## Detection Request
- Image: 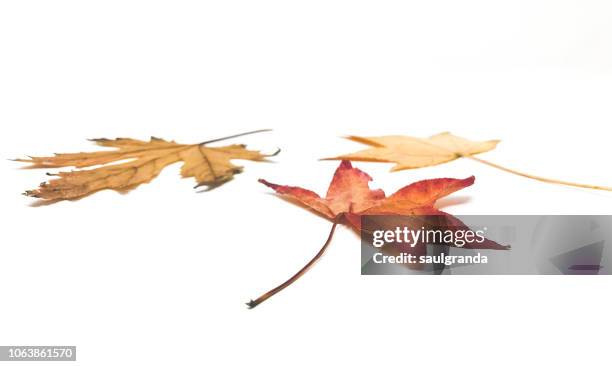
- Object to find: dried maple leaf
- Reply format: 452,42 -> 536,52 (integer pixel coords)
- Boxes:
325,132 -> 612,191
250,160 -> 507,308
326,132 -> 499,171
16,129 -> 278,203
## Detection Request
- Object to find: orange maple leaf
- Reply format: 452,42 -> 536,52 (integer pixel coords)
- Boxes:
250,160 -> 507,308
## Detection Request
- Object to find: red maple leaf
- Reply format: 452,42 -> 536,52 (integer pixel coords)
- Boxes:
249,160 -> 507,308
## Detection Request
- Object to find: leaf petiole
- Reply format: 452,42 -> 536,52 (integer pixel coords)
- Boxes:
247,217 -> 340,309
198,129 -> 272,145
465,155 -> 612,191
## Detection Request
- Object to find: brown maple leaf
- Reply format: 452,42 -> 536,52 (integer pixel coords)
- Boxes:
16,129 -> 278,203
249,160 -> 507,308
325,132 -> 612,191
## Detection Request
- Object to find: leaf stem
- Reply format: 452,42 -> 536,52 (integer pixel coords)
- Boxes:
199,129 -> 272,145
247,219 -> 340,309
466,156 -> 612,191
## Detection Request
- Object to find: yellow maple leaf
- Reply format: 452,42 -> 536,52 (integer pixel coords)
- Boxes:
16,130 -> 278,202
327,132 -> 499,171
326,132 -> 611,191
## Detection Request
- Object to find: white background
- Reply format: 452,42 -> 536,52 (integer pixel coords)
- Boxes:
1,1 -> 612,366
